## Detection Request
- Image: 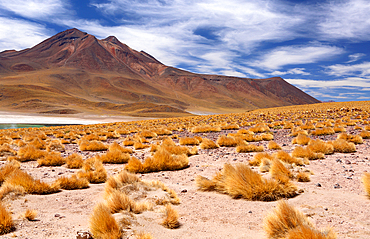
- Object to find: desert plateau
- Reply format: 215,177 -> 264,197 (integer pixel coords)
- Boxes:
0,101 -> 368,238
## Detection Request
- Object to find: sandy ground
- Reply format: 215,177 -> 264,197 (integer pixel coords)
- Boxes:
0,126 -> 369,239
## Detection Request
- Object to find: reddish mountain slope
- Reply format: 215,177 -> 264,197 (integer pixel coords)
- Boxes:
0,28 -> 320,117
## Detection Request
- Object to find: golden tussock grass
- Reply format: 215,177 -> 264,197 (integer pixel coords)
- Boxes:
273,151 -> 304,166
0,144 -> 16,158
162,204 -> 180,229
328,139 -> 356,153
292,146 -> 325,160
65,153 -> 84,169
237,129 -> 255,135
216,135 -> 238,147
0,161 -> 20,184
89,203 -> 122,239
54,175 -> 89,190
161,144 -> 196,156
179,137 -> 200,145
296,172 -> 311,182
0,203 -> 15,235
196,163 -> 298,201
259,158 -> 272,173
135,232 -> 154,239
333,126 -> 346,133
310,127 -> 335,136
292,134 -> 311,145
30,138 -> 46,150
81,133 -> 107,142
221,124 -> 240,130
79,140 -> 108,151
104,189 -> 134,213
190,125 -> 221,133
109,142 -> 133,154
236,144 -> 264,153
249,152 -> 274,166
264,200 -> 336,239
267,141 -> 281,150
123,140 -> 135,146
139,130 -> 157,138
12,139 -> 26,147
261,133 -> 274,141
249,123 -> 270,133
307,139 -> 334,155
153,128 -> 173,136
270,159 -> 293,183
22,209 -> 37,221
362,173 -> 370,198
3,169 -> 60,195
78,157 -> 107,184
100,150 -> 130,164
105,170 -> 141,190
365,125 -> 370,131
360,130 -> 370,139
16,145 -> 45,162
337,133 -> 363,144
134,142 -> 150,150
46,140 -> 65,152
126,148 -> 189,173
37,151 -> 66,166
199,138 -> 219,149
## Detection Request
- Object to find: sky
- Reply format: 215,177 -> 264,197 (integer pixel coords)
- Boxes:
0,0 -> 370,102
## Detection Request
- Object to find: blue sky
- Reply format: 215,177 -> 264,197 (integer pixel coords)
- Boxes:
1,0 -> 370,102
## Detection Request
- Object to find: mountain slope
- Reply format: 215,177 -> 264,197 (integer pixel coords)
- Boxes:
0,28 -> 320,117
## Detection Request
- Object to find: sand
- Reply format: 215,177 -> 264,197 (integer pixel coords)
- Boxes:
0,126 -> 369,238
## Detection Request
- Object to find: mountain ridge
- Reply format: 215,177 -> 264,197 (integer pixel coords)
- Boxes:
0,28 -> 320,117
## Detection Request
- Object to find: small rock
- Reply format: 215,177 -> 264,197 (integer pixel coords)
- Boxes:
248,211 -> 252,213
315,183 -> 322,187
345,160 -> 351,164
336,159 -> 342,163
334,183 -> 341,189
181,189 -> 187,193
233,158 -> 237,161
55,214 -> 60,217
76,230 -> 93,239
58,172 -> 64,175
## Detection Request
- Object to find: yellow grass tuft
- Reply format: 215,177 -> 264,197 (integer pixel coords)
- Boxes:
197,163 -> 298,201
292,146 -> 325,160
109,142 -> 133,154
200,138 -> 219,149
100,150 -> 130,164
292,134 -> 311,145
236,144 -> 264,153
296,172 -> 311,182
307,139 -> 334,155
249,123 -> 270,133
221,124 -> 240,130
337,133 -> 363,144
360,130 -> 370,139
105,189 -> 134,213
0,161 -> 20,184
249,152 -> 274,166
37,151 -> 66,166
273,151 -> 304,166
134,142 -> 150,150
0,203 -> 15,235
139,130 -> 157,138
54,175 -> 89,190
216,135 -> 238,147
65,153 -> 84,169
270,159 -> 293,184
79,140 -> 108,151
46,140 -> 65,152
261,133 -> 274,141
264,200 -> 336,239
136,232 -> 154,239
89,203 -> 122,239
191,125 -> 221,133
162,204 -> 180,229
259,158 -> 272,173
78,157 -> 107,184
328,139 -> 356,153
267,141 -> 282,150
362,173 -> 370,198
16,145 -> 45,162
179,137 -> 200,145
310,127 -> 335,136
22,209 -> 37,221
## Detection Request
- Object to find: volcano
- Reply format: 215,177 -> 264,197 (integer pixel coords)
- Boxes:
0,28 -> 320,117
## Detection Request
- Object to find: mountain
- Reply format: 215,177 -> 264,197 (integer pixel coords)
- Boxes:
0,28 -> 320,117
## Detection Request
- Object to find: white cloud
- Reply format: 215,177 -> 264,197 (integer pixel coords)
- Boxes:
285,77 -> 370,88
252,44 -> 344,70
0,17 -> 51,51
0,0 -> 70,20
326,62 -> 370,76
347,53 -> 365,63
319,0 -> 370,40
269,68 -> 310,76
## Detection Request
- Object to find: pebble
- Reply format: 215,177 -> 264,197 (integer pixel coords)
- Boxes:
334,183 -> 341,189
316,183 -> 322,187
181,189 -> 188,193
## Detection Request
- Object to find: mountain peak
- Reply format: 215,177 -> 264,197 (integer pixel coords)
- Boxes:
104,36 -> 119,43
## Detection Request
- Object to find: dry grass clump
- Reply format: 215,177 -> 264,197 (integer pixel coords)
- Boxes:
337,133 -> 363,144
261,133 -> 274,141
136,232 -> 154,239
249,123 -> 270,133
89,203 -> 122,239
292,134 -> 311,145
292,146 -> 325,160
104,189 -> 135,213
37,152 -> 66,166
162,204 -> 180,229
65,153 -> 84,169
310,127 -> 335,136
134,142 -> 150,150
79,140 -> 108,151
296,172 -> 311,182
0,144 -> 16,158
307,139 -> 334,155
249,152 -> 274,166
0,161 -> 20,184
273,151 -> 304,166
264,200 -> 336,239
100,150 -> 130,164
199,138 -> 219,149
55,175 -> 89,190
191,125 -> 221,133
179,137 -> 200,145
236,144 -> 264,153
16,145 -> 45,162
270,159 -> 293,183
125,148 -> 189,173
216,135 -> 238,147
362,173 -> 370,198
0,203 -> 15,235
139,130 -> 157,138
30,138 -> 46,150
22,209 -> 37,221
334,126 -> 346,133
77,157 -> 107,184
221,124 -> 240,130
109,142 -> 133,154
123,139 -> 135,146
81,133 -> 107,142
267,141 -> 282,150
46,140 -> 65,152
360,130 -> 370,139
290,128 -> 308,137
328,139 -> 356,153
237,129 -> 255,135
196,163 -> 298,201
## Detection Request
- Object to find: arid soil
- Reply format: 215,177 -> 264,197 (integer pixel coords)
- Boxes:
0,126 -> 370,239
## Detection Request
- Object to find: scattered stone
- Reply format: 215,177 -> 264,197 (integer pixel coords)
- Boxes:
181,189 -> 187,193
345,160 -> 351,164
336,159 -> 342,163
248,211 -> 252,213
334,183 -> 341,189
55,214 -> 61,217
316,183 -> 322,187
76,230 -> 93,239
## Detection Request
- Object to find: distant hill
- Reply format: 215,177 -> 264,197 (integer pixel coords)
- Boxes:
0,28 -> 320,117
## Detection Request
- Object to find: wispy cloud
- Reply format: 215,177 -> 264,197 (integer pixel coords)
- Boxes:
251,44 -> 344,70
347,53 -> 365,63
269,68 -> 310,76
326,62 -> 370,76
0,0 -> 70,20
286,77 -> 370,88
